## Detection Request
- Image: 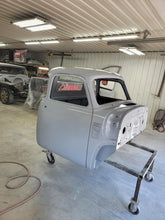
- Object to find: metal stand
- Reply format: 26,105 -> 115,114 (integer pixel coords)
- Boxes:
104,142 -> 157,215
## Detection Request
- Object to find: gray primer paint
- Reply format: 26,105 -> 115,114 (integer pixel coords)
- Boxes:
37,67 -> 148,169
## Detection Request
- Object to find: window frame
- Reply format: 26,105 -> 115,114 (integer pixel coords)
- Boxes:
0,66 -> 27,75
50,74 -> 90,107
94,78 -> 131,105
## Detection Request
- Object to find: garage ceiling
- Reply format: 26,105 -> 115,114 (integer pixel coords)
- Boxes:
0,0 -> 165,52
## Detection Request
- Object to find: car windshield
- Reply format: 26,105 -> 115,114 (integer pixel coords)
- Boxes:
93,78 -> 130,105
0,66 -> 27,75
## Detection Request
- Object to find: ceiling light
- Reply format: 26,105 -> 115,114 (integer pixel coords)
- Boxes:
25,42 -> 40,45
128,47 -> 145,55
119,48 -> 134,55
102,34 -> 139,41
13,17 -> 46,28
26,24 -> 56,32
73,37 -> 100,42
40,40 -> 59,44
119,47 -> 145,55
0,42 -> 6,47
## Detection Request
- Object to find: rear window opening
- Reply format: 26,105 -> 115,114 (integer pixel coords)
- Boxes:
93,78 -> 131,105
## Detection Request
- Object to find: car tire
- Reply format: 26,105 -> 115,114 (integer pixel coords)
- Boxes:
0,87 -> 14,104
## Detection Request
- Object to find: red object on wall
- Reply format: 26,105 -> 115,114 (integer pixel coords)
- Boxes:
14,49 -> 27,63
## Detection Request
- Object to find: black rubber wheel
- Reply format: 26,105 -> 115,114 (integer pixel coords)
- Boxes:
144,173 -> 154,182
128,203 -> 139,215
157,125 -> 164,132
47,153 -> 55,164
0,87 -> 14,104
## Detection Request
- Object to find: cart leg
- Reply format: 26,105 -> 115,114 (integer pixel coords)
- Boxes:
144,161 -> 155,182
128,175 -> 142,215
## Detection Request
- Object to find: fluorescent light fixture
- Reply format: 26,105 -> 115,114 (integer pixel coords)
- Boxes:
26,24 -> 56,32
40,40 -> 59,44
25,41 -> 40,45
25,40 -> 59,45
13,17 -> 45,28
0,42 -> 6,47
38,67 -> 49,70
119,47 -> 145,55
102,34 -> 139,41
119,48 -> 134,55
73,37 -> 100,42
128,47 -> 145,55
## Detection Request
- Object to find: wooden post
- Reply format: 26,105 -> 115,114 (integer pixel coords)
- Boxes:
157,71 -> 165,97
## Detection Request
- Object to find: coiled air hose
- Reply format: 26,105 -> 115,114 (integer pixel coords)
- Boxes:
0,161 -> 41,216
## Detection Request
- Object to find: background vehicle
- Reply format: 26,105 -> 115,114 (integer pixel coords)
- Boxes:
0,63 -> 29,104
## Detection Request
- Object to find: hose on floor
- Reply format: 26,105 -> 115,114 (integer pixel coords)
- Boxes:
0,161 -> 41,216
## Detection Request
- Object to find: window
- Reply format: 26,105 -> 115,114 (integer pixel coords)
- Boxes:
50,75 -> 88,106
0,66 -> 27,75
93,78 -> 130,105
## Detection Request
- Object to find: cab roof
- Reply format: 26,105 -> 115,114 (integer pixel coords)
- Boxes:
50,67 -> 123,81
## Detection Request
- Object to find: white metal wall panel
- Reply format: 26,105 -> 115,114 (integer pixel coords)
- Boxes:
36,52 -> 165,125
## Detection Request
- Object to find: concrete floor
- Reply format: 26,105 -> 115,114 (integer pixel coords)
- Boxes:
0,101 -> 165,220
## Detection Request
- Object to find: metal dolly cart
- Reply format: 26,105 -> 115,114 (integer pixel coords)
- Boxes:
104,141 -> 157,214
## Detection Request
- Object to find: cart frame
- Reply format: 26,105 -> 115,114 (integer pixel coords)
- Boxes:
104,141 -> 157,214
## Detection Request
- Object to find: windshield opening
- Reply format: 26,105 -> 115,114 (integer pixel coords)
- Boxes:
0,66 -> 27,75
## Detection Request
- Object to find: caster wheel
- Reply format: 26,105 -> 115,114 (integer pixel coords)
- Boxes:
128,202 -> 139,215
157,125 -> 164,132
47,153 -> 55,164
144,172 -> 154,182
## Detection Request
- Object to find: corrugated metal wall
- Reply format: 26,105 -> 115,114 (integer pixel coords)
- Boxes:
35,52 -> 165,125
